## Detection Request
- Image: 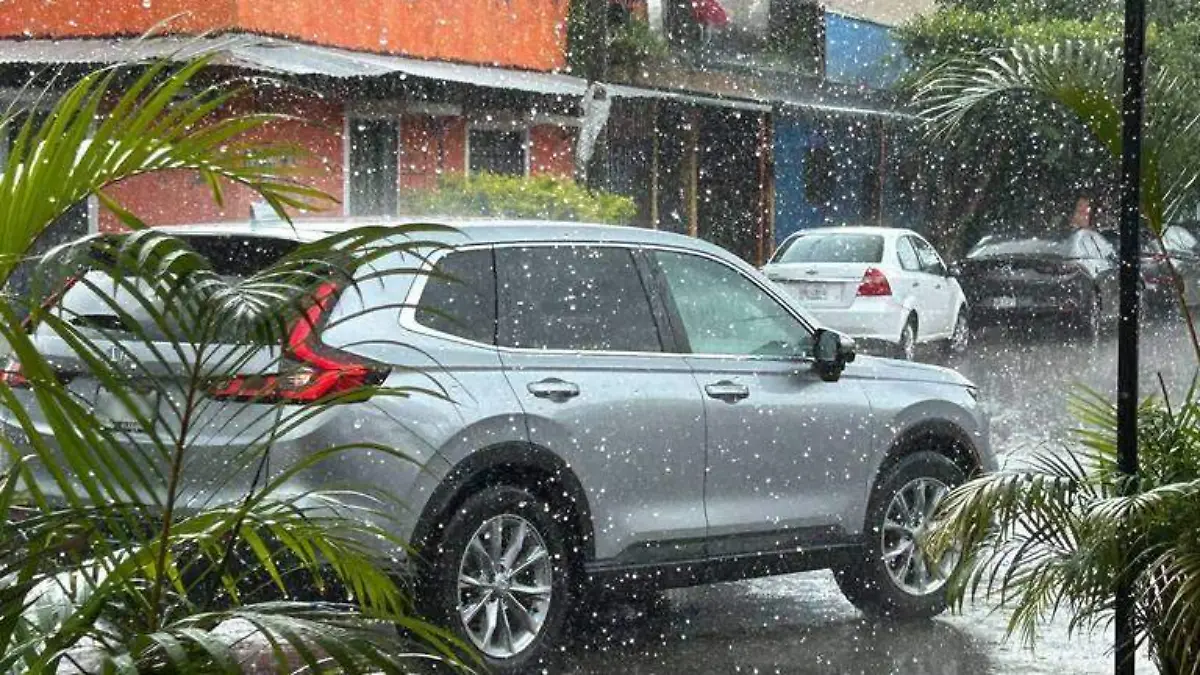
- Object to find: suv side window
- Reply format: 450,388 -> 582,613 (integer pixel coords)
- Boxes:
896,237 -> 921,271
654,250 -> 811,358
912,237 -> 947,276
415,248 -> 497,344
496,246 -> 663,352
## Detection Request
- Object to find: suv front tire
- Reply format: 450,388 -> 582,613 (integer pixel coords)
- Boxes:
835,451 -> 966,619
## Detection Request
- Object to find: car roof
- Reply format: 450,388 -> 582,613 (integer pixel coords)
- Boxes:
153,217 -> 732,256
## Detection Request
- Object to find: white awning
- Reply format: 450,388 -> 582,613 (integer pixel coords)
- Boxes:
602,83 -> 771,112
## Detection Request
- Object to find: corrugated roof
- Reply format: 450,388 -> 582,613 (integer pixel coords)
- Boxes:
0,34 -> 590,97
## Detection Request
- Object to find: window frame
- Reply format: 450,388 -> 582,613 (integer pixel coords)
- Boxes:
645,248 -> 818,362
494,244 -> 668,354
911,236 -> 947,276
411,246 -> 499,345
400,241 -> 692,357
0,98 -> 99,233
466,114 -> 531,178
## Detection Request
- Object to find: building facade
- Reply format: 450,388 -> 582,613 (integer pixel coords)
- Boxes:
0,0 -> 583,234
0,0 -> 934,264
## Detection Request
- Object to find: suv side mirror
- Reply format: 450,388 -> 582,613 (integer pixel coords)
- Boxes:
947,261 -> 962,277
813,328 -> 856,382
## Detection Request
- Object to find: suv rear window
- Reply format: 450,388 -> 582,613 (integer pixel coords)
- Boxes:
496,246 -> 662,352
179,234 -> 300,278
773,233 -> 884,264
47,233 -> 301,342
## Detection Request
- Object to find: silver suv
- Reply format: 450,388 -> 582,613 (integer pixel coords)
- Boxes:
5,220 -> 993,673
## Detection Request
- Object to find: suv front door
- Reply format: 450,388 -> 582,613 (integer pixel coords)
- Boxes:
649,249 -> 874,557
495,244 -> 708,565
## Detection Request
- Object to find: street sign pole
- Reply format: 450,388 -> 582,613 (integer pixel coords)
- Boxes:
1116,0 -> 1146,672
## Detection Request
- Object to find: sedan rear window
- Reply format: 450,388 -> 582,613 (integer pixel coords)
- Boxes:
773,233 -> 884,264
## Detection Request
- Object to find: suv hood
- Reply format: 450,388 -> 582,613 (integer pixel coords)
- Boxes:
844,355 -> 975,389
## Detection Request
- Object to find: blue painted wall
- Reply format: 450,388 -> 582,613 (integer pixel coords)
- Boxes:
774,114 -> 881,247
824,12 -> 908,89
774,118 -> 823,245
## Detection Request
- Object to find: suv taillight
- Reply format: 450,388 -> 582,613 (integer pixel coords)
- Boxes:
856,267 -> 892,297
0,358 -> 28,388
207,282 -> 389,404
1,274 -> 82,390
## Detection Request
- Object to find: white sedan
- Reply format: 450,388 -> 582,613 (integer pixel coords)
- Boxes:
763,226 -> 969,360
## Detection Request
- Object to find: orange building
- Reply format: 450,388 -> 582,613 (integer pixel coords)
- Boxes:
0,0 -> 582,230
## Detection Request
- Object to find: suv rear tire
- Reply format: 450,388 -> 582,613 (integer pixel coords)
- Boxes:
420,485 -> 574,674
835,451 -> 966,619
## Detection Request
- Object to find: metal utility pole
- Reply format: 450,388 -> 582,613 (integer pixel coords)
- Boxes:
1115,0 -> 1146,672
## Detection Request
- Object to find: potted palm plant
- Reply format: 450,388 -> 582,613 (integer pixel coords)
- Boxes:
0,55 -> 468,673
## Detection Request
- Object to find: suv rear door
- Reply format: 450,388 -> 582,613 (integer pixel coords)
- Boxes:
494,244 -> 708,565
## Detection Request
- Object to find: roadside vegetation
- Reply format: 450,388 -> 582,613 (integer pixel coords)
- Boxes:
916,20 -> 1200,674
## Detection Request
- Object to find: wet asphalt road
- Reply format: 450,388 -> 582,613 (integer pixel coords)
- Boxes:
561,319 -> 1196,675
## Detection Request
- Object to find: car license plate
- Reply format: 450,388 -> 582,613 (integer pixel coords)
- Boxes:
95,387 -> 158,432
992,296 -> 1018,309
793,283 -> 829,302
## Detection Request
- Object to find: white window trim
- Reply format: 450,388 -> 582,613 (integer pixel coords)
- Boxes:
347,100 -> 463,118
529,112 -> 582,128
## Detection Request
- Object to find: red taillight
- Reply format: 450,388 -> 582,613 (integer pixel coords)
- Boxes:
856,267 -> 892,297
0,358 -> 28,388
1,275 -> 81,390
207,282 -> 388,404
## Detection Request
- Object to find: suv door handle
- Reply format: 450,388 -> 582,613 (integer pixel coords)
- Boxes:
705,381 -> 749,402
527,378 -> 580,401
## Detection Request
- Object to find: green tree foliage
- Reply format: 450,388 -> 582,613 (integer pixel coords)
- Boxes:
927,382 -> 1200,673
895,0 -> 1200,255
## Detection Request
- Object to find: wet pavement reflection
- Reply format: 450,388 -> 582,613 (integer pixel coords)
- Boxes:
563,318 -> 1192,674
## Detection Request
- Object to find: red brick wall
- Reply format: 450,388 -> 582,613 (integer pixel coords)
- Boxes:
529,124 -> 576,177
237,0 -> 569,71
99,95 -> 344,230
0,0 -> 235,38
399,114 -> 469,190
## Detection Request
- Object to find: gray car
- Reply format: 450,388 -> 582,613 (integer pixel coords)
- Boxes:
3,219 -> 994,674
